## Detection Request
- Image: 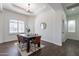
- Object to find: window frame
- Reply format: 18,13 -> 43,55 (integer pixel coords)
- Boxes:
68,20 -> 76,33
18,20 -> 25,33
9,19 -> 25,34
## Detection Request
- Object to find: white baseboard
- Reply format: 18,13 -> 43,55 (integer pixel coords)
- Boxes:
42,39 -> 62,46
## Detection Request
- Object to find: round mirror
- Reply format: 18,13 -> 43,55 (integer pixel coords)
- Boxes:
40,22 -> 47,30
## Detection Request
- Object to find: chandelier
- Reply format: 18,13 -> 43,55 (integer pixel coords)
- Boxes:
27,3 -> 32,13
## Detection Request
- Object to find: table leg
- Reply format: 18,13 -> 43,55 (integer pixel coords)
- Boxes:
27,39 -> 30,52
38,42 -> 40,47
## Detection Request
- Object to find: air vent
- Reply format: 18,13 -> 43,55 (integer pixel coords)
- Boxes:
67,3 -> 79,9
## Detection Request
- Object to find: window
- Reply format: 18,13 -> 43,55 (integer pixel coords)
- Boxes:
9,19 -> 25,34
18,21 -> 24,33
68,20 -> 75,32
9,20 -> 18,33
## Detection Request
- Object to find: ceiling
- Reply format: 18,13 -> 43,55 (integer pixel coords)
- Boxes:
1,3 -> 49,16
62,3 -> 74,8
1,3 -> 79,16
63,3 -> 79,16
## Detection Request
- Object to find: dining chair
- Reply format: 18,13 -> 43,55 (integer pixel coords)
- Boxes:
17,35 -> 27,50
31,36 -> 41,50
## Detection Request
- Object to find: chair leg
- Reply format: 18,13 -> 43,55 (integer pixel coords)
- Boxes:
34,44 -> 37,51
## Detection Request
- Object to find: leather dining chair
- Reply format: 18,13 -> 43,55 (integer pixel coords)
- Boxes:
32,36 -> 41,50
17,35 -> 20,44
17,35 -> 27,50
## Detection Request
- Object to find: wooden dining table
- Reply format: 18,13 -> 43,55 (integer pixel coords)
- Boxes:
19,34 -> 41,52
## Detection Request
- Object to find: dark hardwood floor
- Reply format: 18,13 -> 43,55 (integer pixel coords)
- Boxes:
0,39 -> 79,56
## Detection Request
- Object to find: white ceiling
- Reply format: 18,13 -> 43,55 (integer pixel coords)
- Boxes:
62,3 -> 74,7
1,3 -> 76,16
63,3 -> 79,16
66,6 -> 79,16
1,3 -> 48,16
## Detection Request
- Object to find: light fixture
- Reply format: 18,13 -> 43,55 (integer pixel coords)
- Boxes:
27,3 -> 32,13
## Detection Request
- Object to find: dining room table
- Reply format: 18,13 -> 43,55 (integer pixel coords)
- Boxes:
19,34 -> 41,53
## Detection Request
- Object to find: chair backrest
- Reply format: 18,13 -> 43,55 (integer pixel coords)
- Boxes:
34,36 -> 41,44
20,36 -> 27,43
17,34 -> 21,43
17,34 -> 27,43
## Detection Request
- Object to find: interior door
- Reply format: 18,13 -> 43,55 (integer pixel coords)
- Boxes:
62,20 -> 65,42
67,17 -> 77,40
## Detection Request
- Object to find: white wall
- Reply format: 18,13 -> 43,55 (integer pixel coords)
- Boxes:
0,4 -> 3,43
35,3 -> 66,46
76,16 -> 79,40
0,12 -> 3,43
28,16 -> 36,33
0,9 -> 30,43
